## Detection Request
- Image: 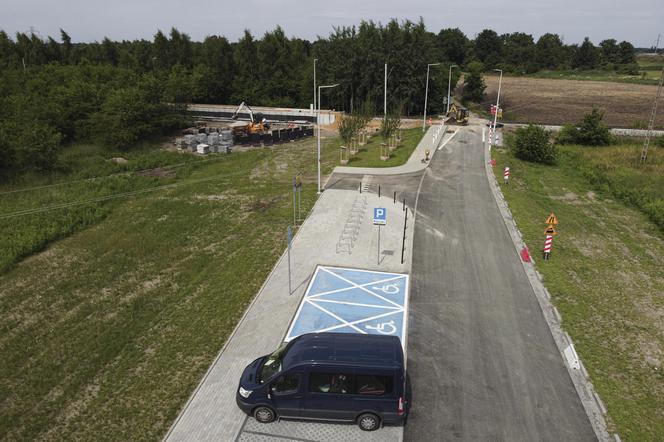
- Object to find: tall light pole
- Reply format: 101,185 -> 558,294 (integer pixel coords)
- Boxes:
317,83 -> 339,194
492,69 -> 503,144
446,64 -> 458,115
313,58 -> 318,114
423,63 -> 441,132
384,63 -> 388,120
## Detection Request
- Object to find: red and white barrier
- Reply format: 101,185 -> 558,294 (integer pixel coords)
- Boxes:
543,235 -> 553,259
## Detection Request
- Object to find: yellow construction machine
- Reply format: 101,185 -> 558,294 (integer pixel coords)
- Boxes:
230,101 -> 271,135
446,103 -> 469,126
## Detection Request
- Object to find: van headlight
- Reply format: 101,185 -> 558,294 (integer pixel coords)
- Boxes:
239,387 -> 252,398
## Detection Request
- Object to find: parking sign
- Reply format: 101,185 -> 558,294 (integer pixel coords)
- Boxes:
373,207 -> 387,225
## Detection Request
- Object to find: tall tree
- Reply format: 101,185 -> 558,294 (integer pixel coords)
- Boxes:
572,37 -> 600,69
474,29 -> 502,68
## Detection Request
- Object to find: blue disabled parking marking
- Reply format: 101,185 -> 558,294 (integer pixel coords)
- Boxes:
285,266 -> 409,349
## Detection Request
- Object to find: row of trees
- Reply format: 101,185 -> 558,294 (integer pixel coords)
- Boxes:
473,30 -> 637,73
0,22 -> 639,111
0,21 -> 639,177
0,65 -> 187,178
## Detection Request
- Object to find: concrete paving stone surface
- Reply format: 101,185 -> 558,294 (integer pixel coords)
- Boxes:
237,417 -> 401,442
164,187 -> 416,442
404,122 -> 596,441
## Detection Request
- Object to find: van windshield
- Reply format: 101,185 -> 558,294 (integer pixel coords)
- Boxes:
258,341 -> 289,384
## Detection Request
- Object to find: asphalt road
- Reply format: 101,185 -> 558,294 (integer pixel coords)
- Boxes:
404,124 -> 596,441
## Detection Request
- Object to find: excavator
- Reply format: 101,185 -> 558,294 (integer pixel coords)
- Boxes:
446,103 -> 469,126
230,101 -> 271,135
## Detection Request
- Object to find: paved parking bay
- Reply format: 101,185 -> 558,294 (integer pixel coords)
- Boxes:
237,416 -> 398,442
285,266 -> 409,349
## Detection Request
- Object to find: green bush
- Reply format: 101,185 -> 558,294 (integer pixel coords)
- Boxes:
462,61 -> 486,103
513,124 -> 557,164
556,107 -> 612,146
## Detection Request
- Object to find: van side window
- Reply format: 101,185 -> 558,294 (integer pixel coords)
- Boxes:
272,373 -> 300,395
308,372 -> 354,394
356,374 -> 393,396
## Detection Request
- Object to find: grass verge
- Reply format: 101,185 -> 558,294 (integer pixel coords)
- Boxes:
341,127 -> 425,168
0,134 -> 340,440
491,147 -> 664,441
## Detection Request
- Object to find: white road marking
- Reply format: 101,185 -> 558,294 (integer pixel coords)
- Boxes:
305,299 -> 367,334
482,127 -> 485,142
310,298 -> 401,310
438,129 -> 460,151
319,267 -> 403,308
312,308 -> 402,334
306,274 -> 404,299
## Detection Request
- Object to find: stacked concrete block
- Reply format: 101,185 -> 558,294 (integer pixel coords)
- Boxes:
207,133 -> 220,153
219,130 -> 233,153
196,133 -> 207,144
196,143 -> 210,155
183,134 -> 196,152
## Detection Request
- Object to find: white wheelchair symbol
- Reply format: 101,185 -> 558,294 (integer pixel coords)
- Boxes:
371,284 -> 399,294
365,320 -> 397,335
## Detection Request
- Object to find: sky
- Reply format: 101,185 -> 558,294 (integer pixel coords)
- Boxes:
0,0 -> 662,47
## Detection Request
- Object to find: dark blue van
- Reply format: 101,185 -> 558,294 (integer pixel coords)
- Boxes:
236,332 -> 407,431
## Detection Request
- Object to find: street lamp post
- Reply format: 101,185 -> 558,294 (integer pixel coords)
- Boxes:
423,62 -> 441,132
317,83 -> 339,194
446,64 -> 458,115
313,58 -> 318,114
492,69 -> 503,145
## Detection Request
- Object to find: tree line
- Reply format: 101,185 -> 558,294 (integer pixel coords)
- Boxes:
0,20 -> 638,177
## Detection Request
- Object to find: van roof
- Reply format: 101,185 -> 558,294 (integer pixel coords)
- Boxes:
282,333 -> 404,370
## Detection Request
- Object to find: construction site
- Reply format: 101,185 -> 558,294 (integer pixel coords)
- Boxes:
174,102 -> 331,154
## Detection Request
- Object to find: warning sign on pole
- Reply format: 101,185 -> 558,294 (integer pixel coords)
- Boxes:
545,213 -> 558,225
543,234 -> 553,260
543,224 -> 557,236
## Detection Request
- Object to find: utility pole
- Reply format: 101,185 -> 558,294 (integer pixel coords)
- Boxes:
423,63 -> 441,132
641,68 -> 664,163
384,63 -> 388,120
313,58 -> 318,114
492,69 -> 503,145
317,83 -> 339,194
447,65 -> 458,115
445,64 -> 459,116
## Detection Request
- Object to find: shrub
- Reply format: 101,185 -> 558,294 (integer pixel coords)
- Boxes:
462,61 -> 486,103
380,113 -> 401,139
575,107 -> 612,145
513,124 -> 557,164
556,107 -> 612,146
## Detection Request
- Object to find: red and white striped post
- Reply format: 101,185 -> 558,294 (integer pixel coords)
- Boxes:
543,235 -> 553,260
503,166 -> 510,185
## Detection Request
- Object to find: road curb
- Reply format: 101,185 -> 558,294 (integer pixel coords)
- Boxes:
482,138 -> 613,442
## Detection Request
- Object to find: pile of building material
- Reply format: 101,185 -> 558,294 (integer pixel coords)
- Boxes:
177,129 -> 232,154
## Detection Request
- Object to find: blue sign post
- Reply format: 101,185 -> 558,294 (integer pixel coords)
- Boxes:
373,208 -> 386,265
373,207 -> 387,225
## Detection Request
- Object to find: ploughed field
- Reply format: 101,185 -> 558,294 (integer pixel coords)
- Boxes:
483,75 -> 664,128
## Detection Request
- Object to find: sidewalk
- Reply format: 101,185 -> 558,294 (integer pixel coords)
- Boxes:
331,125 -> 446,176
164,188 -> 414,442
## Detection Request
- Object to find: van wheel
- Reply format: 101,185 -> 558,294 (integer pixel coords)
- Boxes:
254,406 -> 276,423
357,413 -> 380,431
